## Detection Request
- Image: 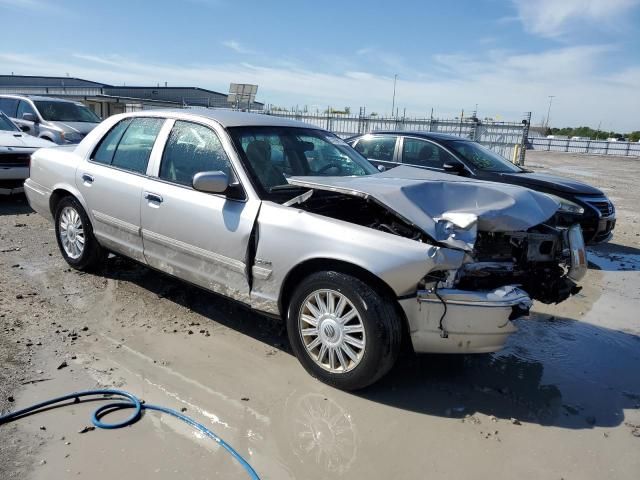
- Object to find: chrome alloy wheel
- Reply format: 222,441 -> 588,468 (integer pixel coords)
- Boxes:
299,289 -> 366,373
59,206 -> 85,259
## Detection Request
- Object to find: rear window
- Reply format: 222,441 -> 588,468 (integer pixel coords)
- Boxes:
92,118 -> 164,174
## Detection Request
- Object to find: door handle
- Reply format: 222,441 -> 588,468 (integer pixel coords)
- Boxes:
144,191 -> 163,203
82,173 -> 94,184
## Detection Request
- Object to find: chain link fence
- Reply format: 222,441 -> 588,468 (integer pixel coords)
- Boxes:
262,109 -> 531,164
528,137 -> 640,157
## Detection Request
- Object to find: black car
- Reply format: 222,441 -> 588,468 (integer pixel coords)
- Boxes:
346,131 -> 615,244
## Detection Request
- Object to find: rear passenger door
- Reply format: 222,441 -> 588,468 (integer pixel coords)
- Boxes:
77,117 -> 166,262
140,120 -> 260,302
352,135 -> 399,169
400,137 -> 459,171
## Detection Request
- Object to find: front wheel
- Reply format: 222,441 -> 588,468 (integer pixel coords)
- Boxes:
54,196 -> 106,271
287,271 -> 402,391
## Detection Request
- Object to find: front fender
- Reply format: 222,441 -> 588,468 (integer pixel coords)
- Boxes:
250,202 -> 465,315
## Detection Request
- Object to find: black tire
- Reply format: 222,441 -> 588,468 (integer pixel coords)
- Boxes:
54,196 -> 106,271
287,271 -> 402,391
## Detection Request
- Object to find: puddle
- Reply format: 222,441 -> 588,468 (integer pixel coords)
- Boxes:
588,247 -> 640,272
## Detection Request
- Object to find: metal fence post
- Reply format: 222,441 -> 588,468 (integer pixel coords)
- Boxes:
519,112 -> 531,165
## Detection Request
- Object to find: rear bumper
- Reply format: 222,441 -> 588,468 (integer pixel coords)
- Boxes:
399,285 -> 532,354
23,179 -> 53,221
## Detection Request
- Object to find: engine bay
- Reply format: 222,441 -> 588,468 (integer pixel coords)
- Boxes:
291,190 -> 580,304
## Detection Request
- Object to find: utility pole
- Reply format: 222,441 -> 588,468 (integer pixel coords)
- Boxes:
545,95 -> 555,130
391,74 -> 398,118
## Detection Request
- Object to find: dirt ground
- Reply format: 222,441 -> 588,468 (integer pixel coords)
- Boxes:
1,150 -> 639,480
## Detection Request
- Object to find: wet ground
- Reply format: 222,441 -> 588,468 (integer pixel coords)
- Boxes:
1,151 -> 639,479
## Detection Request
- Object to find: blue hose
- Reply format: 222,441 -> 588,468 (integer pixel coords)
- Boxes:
0,389 -> 260,479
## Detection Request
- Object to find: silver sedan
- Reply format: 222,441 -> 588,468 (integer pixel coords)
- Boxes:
24,109 -> 587,390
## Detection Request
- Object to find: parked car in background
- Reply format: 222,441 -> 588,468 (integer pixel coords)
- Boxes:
0,112 -> 55,194
347,131 -> 616,244
0,94 -> 101,145
24,110 -> 587,390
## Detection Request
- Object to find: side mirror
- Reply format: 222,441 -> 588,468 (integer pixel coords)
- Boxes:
443,161 -> 465,174
19,125 -> 30,132
192,171 -> 229,194
22,113 -> 37,123
377,164 -> 386,172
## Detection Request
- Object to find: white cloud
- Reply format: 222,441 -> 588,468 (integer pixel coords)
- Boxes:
512,0 -> 640,38
0,47 -> 638,131
222,40 -> 255,55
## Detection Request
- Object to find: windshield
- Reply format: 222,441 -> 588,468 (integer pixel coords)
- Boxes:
0,113 -> 19,132
445,140 -> 523,173
34,101 -> 101,123
228,126 -> 378,197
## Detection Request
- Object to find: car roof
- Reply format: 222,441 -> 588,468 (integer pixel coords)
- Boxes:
0,94 -> 83,103
122,108 -> 315,129
356,131 -> 467,142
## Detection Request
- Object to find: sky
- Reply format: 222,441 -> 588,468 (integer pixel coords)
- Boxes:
1,0 -> 639,131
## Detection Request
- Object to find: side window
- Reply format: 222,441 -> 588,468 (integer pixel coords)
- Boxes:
111,118 -> 164,174
353,136 -> 397,162
16,100 -> 37,119
0,98 -> 19,117
402,138 -> 457,169
92,119 -> 132,165
159,121 -> 232,187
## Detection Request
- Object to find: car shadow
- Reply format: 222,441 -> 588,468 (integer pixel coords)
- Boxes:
0,194 -> 34,216
587,243 -> 640,271
100,255 -> 290,351
98,256 -> 640,431
359,313 -> 640,429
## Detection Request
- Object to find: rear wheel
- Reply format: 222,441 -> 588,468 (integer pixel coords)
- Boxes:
54,196 -> 106,271
287,271 -> 402,391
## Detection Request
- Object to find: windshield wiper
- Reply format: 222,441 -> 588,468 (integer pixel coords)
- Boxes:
269,184 -> 308,192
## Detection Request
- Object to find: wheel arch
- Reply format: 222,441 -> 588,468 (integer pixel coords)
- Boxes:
278,258 -> 409,336
49,185 -> 90,220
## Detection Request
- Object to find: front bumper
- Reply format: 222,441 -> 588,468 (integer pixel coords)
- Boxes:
570,196 -> 616,244
400,224 -> 586,354
400,285 -> 532,354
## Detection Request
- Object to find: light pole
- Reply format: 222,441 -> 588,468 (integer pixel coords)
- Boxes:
391,74 -> 398,118
545,95 -> 555,130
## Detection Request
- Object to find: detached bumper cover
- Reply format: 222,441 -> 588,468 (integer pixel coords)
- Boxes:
400,285 -> 532,354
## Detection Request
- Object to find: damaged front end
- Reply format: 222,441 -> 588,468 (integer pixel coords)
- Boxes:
285,168 -> 588,354
442,222 -> 587,304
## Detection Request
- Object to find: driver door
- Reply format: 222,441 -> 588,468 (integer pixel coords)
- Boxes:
140,119 -> 260,302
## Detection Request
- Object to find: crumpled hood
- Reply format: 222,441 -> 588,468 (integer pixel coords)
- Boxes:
287,165 -> 560,251
0,131 -> 55,148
